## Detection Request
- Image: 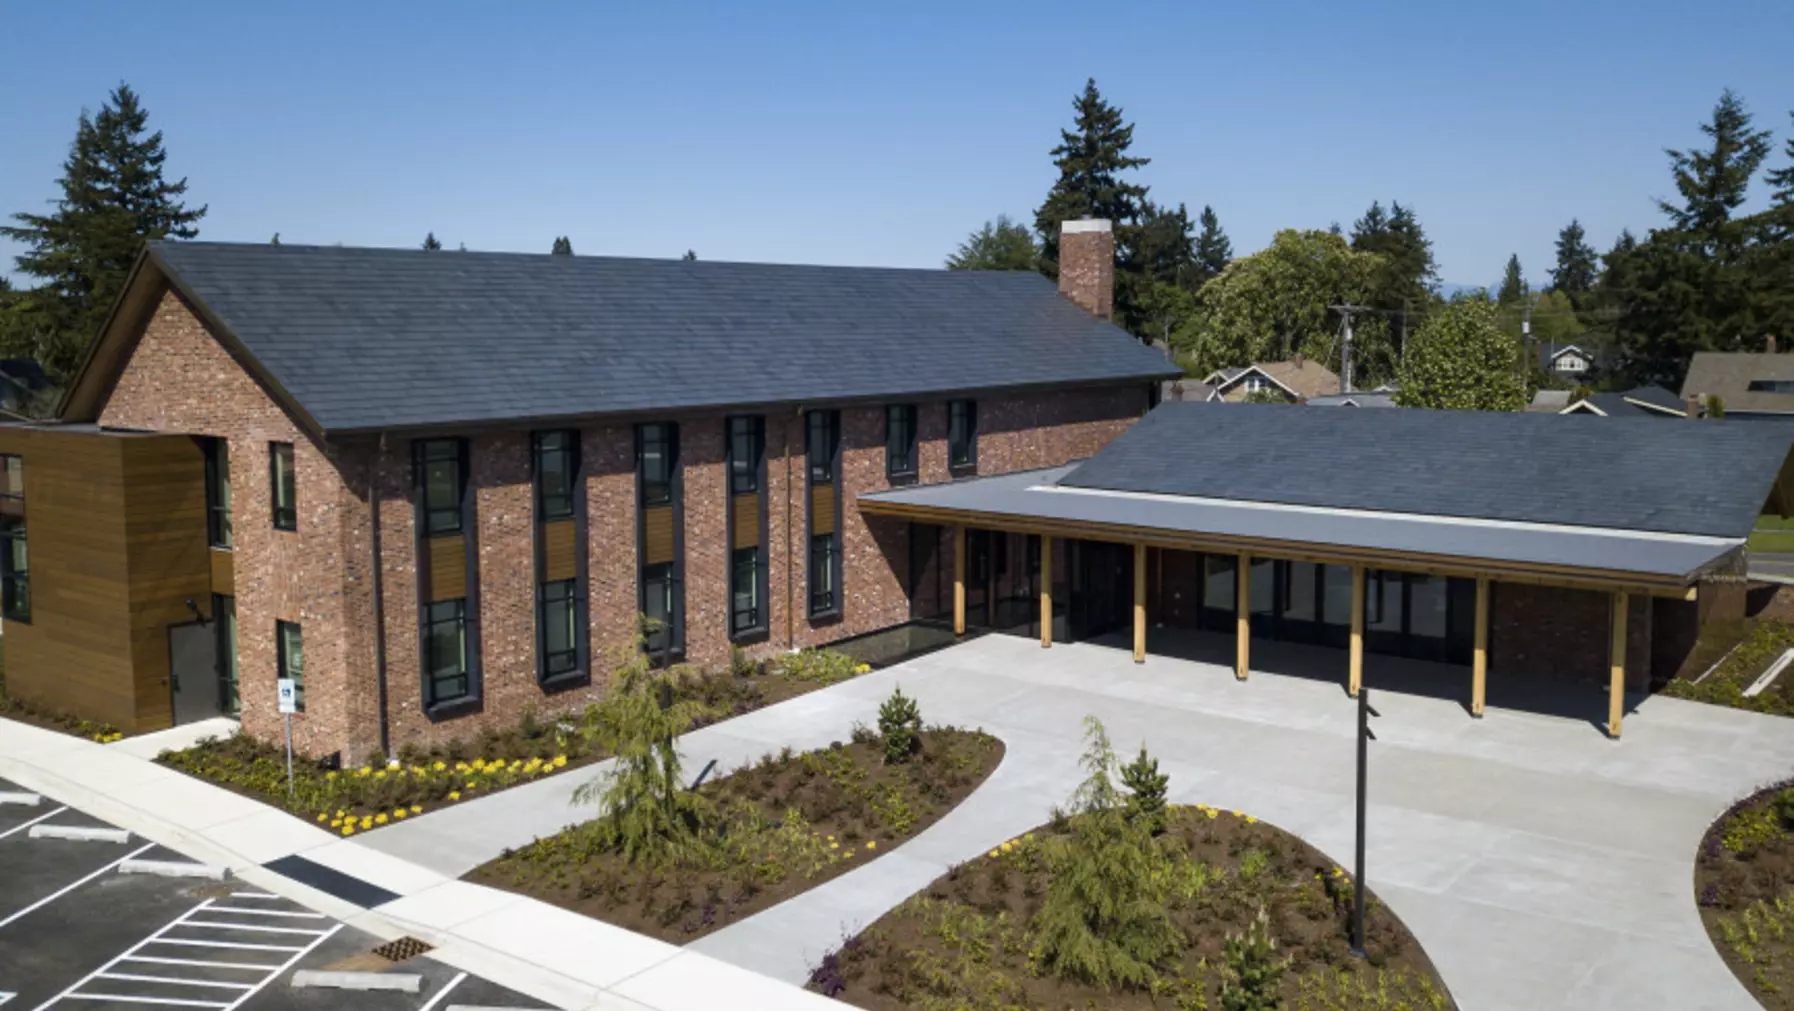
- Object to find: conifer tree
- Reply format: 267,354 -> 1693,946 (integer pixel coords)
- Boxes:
1659,89 -> 1772,248
1497,254 -> 1527,306
0,84 -> 205,376
1194,205 -> 1232,283
1034,79 -> 1152,329
551,236 -> 573,255
1349,202 -> 1389,248
270,232 -> 281,246
945,215 -> 1037,270
682,249 -> 697,261
1549,219 -> 1598,306
421,232 -> 442,251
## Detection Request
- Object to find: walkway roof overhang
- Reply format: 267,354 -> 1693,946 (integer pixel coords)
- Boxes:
859,465 -> 1741,597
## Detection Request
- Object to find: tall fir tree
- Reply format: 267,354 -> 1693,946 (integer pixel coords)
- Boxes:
1349,202 -> 1389,248
1034,79 -> 1151,331
1549,219 -> 1599,307
421,232 -> 442,251
551,236 -> 573,255
1768,112 -> 1794,208
682,249 -> 697,261
1497,254 -> 1527,306
269,232 -> 281,246
1133,201 -> 1197,290
0,84 -> 205,377
1193,205 -> 1232,284
1658,89 -> 1772,248
945,215 -> 1037,271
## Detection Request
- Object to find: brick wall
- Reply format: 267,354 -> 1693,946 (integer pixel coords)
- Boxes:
97,290 -> 1148,760
1488,582 -> 1652,691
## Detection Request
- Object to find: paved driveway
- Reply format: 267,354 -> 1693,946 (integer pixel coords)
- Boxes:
369,630 -> 1794,1011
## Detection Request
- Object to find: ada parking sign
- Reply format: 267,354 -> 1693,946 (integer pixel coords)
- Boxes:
276,678 -> 298,714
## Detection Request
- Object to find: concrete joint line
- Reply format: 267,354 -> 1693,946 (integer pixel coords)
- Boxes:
0,790 -> 41,806
119,858 -> 229,880
30,824 -> 131,844
291,970 -> 423,993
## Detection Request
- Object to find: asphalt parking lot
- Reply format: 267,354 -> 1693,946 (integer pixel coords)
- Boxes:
0,776 -> 555,1011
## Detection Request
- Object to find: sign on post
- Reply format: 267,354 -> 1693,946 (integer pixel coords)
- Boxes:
276,679 -> 297,795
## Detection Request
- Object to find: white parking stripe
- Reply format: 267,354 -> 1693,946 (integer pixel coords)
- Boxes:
116,957 -> 279,972
0,806 -> 69,841
94,974 -> 253,991
416,971 -> 468,1011
63,996 -> 229,1008
176,921 -> 328,936
224,893 -> 276,900
0,841 -> 154,931
143,939 -> 306,953
202,907 -> 325,919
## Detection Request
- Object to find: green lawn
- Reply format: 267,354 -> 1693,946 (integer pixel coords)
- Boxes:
1758,516 -> 1794,531
1752,529 -> 1794,554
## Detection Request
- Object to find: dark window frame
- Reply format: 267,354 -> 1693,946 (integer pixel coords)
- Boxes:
0,455 -> 26,623
537,578 -> 579,680
416,439 -> 467,537
276,619 -> 304,713
202,438 -> 232,549
423,598 -> 470,707
214,594 -> 238,716
885,404 -> 918,479
640,560 -> 682,659
637,422 -> 676,508
948,399 -> 978,471
727,415 -> 764,497
730,545 -> 764,637
806,410 -> 844,620
269,442 -> 297,531
809,533 -> 837,616
806,409 -> 838,485
532,430 -> 577,521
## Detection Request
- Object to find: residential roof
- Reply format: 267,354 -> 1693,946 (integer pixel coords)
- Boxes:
1205,359 -> 1341,400
1306,392 -> 1397,407
1528,389 -> 1571,413
861,464 -> 1740,584
1055,401 -> 1790,539
97,241 -> 1178,434
1559,387 -> 1687,418
1682,352 -> 1794,415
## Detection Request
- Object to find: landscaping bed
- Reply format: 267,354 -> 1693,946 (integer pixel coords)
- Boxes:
467,720 -> 1004,944
1695,778 -> 1794,1006
1664,619 -> 1794,717
157,646 -> 873,831
809,720 -> 1452,1011
0,642 -> 123,742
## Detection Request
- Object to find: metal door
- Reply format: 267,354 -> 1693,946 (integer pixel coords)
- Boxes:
169,620 -> 221,725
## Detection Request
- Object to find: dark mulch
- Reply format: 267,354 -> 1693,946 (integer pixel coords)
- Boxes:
810,804 -> 1454,1011
1695,778 -> 1794,1006
466,727 -> 1005,944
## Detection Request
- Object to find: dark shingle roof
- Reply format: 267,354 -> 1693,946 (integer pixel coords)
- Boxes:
148,241 -> 1177,433
1057,401 -> 1792,538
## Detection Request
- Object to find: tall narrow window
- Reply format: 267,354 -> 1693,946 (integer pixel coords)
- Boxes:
641,562 -> 677,657
538,578 -> 578,679
809,534 -> 837,615
203,438 -> 232,548
424,599 -> 469,705
948,399 -> 978,470
0,455 -> 25,623
418,439 -> 465,536
269,442 -> 296,531
214,595 -> 239,715
727,416 -> 763,495
638,423 -> 675,507
276,620 -> 304,712
731,546 -> 762,635
533,430 -> 576,519
885,404 -> 917,479
807,410 -> 837,484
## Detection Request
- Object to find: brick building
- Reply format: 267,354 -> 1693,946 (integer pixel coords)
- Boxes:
0,220 -> 1174,761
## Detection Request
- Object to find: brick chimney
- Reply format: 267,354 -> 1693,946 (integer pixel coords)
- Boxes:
1770,336 -> 1779,354
1059,219 -> 1114,320
1686,394 -> 1702,419
1294,352 -> 1306,369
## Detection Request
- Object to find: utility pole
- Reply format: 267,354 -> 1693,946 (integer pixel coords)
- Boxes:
1398,300 -> 1408,370
1330,305 -> 1367,394
1520,300 -> 1533,388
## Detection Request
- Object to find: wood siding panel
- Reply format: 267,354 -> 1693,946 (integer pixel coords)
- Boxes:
643,505 -> 675,564
122,436 -> 211,732
732,493 -> 759,550
209,549 -> 234,597
540,519 -> 577,582
811,484 -> 835,536
428,535 -> 467,601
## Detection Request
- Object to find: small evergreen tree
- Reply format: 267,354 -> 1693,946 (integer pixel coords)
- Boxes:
682,249 -> 697,261
421,232 -> 442,251
551,236 -> 573,255
1119,744 -> 1168,834
1219,906 -> 1287,1011
1194,205 -> 1232,284
1550,219 -> 1598,306
1496,254 -> 1527,306
877,686 -> 922,764
270,232 -> 281,246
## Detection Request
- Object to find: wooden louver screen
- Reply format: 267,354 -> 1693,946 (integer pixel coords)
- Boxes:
643,506 -> 675,565
540,519 -> 577,582
732,494 -> 759,550
811,484 -> 836,536
428,534 -> 466,602
209,548 -> 235,598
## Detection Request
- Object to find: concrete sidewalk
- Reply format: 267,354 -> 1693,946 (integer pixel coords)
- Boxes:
0,715 -> 839,1011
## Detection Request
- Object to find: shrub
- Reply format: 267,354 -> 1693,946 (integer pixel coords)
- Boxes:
776,648 -> 869,685
878,687 -> 922,764
1121,744 -> 1169,835
1029,717 -> 1183,990
1219,906 -> 1286,1011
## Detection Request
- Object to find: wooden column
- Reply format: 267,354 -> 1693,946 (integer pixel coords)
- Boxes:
1608,590 -> 1628,739
953,526 -> 966,636
1348,565 -> 1365,697
1040,535 -> 1053,648
1133,542 -> 1147,664
1472,577 -> 1490,717
1235,552 -> 1251,680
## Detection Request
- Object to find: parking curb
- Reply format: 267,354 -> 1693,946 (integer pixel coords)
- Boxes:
0,791 -> 41,806
291,969 -> 423,992
118,858 -> 229,880
28,824 -> 130,844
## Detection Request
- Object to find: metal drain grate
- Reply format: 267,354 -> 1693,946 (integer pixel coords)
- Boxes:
371,936 -> 433,962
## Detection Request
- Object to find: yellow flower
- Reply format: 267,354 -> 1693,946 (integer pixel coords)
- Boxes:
335,809 -> 346,817
1024,833 -> 1034,841
1000,841 -> 1013,852
1246,816 -> 1258,824
433,761 -> 447,772
844,849 -> 856,858
410,805 -> 422,815
360,817 -> 373,829
448,791 -> 461,801
829,841 -> 839,849
988,850 -> 1000,859
395,810 -> 408,820
325,771 -> 338,780
826,835 -> 836,842
330,819 -> 342,828
1206,810 -> 1218,820
356,767 -> 370,777
865,840 -> 877,850
374,813 -> 389,825
1232,810 -> 1243,818
342,825 -> 355,835
316,813 -> 327,822
465,781 -> 476,789
553,755 -> 568,767
374,770 -> 386,779
455,761 -> 469,772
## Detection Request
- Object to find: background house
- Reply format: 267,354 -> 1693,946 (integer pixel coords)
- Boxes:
1682,348 -> 1794,421
1559,386 -> 1693,418
1201,356 -> 1341,402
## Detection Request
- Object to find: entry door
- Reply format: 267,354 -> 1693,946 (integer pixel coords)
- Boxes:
169,621 -> 221,725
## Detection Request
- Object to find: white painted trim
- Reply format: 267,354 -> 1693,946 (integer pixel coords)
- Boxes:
1030,483 -> 1742,547
182,920 -> 329,936
1621,396 -> 1687,417
1060,219 -> 1111,234
205,906 -> 326,919
1559,400 -> 1608,416
1209,364 -> 1299,399
56,994 -> 228,1008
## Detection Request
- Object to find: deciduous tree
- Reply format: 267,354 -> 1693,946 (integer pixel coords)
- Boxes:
1396,297 -> 1526,411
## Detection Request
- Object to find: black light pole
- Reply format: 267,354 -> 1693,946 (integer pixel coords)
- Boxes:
1352,685 -> 1379,958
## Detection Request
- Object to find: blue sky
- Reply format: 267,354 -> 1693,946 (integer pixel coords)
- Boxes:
2,1 -> 1791,289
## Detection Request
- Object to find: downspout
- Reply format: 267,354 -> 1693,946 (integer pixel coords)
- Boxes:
370,433 -> 390,757
786,407 -> 800,649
